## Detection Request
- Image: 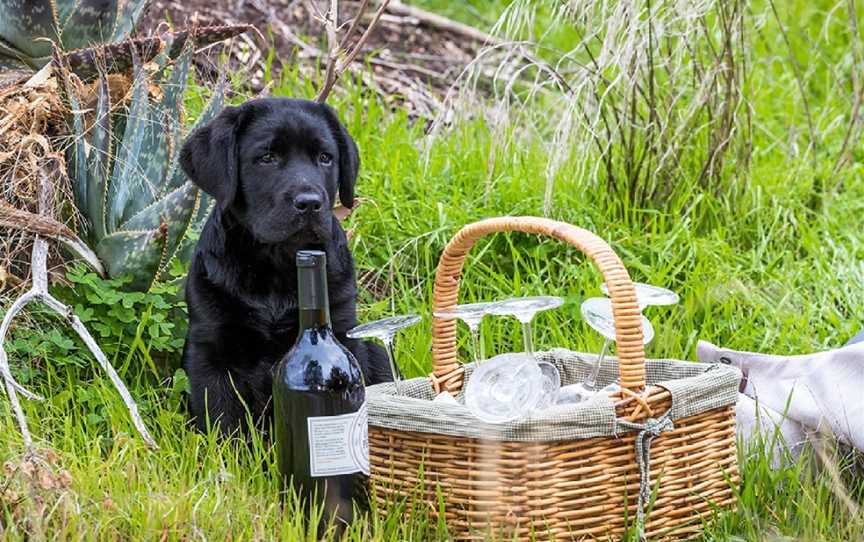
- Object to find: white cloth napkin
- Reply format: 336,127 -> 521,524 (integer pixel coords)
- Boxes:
697,340 -> 864,453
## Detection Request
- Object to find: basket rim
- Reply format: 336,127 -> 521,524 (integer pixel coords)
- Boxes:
367,349 -> 741,443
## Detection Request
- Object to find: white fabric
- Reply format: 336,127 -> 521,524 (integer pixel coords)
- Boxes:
697,340 -> 864,453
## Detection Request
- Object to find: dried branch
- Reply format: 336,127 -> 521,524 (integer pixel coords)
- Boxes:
0,164 -> 156,451
0,203 -> 105,276
339,0 -> 371,50
315,0 -> 341,104
388,1 -> 501,46
337,0 -> 392,76
315,0 -> 394,103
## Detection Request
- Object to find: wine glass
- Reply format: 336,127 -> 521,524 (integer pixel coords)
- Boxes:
487,296 -> 565,409
555,297 -> 655,404
465,352 -> 545,423
487,296 -> 564,356
586,281 -> 676,397
534,361 -> 562,409
433,301 -> 499,364
347,314 -> 421,395
600,281 -> 679,310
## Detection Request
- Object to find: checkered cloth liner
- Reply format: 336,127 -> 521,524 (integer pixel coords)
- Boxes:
367,348 -> 741,441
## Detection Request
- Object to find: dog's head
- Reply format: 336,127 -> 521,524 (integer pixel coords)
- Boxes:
180,98 -> 358,246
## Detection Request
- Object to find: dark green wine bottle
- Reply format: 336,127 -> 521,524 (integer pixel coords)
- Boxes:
272,250 -> 368,533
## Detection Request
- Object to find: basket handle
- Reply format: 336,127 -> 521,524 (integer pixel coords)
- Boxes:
430,216 -> 646,395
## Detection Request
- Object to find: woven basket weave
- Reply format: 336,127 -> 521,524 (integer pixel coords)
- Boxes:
367,217 -> 740,541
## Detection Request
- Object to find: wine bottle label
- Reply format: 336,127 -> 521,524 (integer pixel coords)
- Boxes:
307,402 -> 369,477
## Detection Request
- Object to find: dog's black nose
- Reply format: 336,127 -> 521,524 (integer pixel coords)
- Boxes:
293,192 -> 323,213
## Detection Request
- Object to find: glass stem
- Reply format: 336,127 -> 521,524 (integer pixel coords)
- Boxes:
383,337 -> 401,395
521,320 -> 535,358
469,324 -> 482,365
585,339 -> 610,390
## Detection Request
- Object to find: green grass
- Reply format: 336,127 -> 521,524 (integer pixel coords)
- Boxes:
2,0 -> 864,539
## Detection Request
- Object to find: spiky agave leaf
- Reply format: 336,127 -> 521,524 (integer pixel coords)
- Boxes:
61,25 -> 253,82
0,0 -> 61,66
136,37 -> 194,210
0,0 -> 251,81
62,35 -> 164,82
95,229 -> 168,286
106,49 -> 150,230
87,67 -> 114,241
0,0 -> 147,70
156,76 -> 228,281
62,38 -> 229,291
110,41 -> 201,288
59,0 -> 149,53
68,63 -> 116,245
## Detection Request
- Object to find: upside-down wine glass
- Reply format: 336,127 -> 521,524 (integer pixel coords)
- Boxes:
347,314 -> 421,395
487,296 -> 565,409
599,281 -> 680,310
433,301 -> 500,364
582,297 -> 654,392
592,281 -> 676,392
464,296 -> 565,422
464,352 -> 545,423
556,298 -> 656,404
556,283 -> 677,404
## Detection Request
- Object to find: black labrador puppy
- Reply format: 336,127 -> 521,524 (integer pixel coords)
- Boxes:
179,98 -> 390,437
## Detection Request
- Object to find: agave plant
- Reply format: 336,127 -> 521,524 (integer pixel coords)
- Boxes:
0,0 -> 146,72
0,0 -> 248,90
59,39 -> 225,291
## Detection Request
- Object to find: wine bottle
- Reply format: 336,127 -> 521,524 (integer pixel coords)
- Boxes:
272,250 -> 368,533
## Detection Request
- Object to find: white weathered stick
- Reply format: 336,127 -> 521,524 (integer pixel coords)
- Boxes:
11,378 -> 43,400
0,291 -> 44,402
0,165 -> 157,449
47,291 -> 156,448
0,290 -> 38,449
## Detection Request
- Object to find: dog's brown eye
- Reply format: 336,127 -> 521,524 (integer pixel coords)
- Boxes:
258,152 -> 276,164
318,152 -> 333,166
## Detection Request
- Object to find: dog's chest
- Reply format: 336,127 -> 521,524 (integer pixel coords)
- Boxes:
218,254 -> 346,341
250,292 -> 299,336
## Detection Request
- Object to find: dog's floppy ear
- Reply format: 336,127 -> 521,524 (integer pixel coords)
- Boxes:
321,104 -> 359,208
180,105 -> 245,211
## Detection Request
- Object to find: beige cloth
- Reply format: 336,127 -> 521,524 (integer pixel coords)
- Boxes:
697,340 -> 864,454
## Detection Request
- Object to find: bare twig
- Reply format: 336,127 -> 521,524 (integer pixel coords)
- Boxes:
315,0 -> 393,103
338,0 -> 371,50
316,0 -> 341,104
0,290 -> 40,447
336,0 -> 392,73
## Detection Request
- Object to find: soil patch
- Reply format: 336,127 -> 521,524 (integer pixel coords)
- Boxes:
140,0 -> 494,117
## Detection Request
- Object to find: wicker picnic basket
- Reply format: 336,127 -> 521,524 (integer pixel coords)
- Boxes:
366,217 -> 741,541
